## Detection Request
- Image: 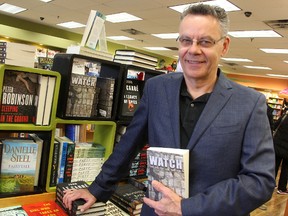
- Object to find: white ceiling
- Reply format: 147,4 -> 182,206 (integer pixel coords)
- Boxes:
1,0 -> 288,78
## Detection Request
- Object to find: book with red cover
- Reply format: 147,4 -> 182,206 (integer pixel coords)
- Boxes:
22,200 -> 67,216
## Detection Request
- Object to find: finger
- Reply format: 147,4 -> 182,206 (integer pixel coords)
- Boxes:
143,197 -> 158,209
152,180 -> 168,194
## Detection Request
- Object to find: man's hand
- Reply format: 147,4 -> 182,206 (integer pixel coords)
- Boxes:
63,188 -> 97,212
143,180 -> 182,216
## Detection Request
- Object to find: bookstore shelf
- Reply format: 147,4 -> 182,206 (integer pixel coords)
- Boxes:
45,118 -> 116,192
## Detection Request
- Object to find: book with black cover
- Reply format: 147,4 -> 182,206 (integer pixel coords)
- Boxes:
111,182 -> 145,210
0,70 -> 38,123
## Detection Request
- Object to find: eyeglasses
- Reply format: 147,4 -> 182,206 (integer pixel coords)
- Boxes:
176,36 -> 225,48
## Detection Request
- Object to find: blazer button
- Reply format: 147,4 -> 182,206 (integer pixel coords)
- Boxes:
190,103 -> 194,107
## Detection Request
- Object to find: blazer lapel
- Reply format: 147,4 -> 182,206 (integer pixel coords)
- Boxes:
164,73 -> 183,148
187,72 -> 233,149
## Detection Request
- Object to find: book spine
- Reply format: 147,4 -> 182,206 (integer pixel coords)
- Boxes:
110,196 -> 136,214
64,141 -> 76,183
50,140 -> 60,187
58,141 -> 68,183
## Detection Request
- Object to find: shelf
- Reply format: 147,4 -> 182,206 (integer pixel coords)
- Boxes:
0,192 -> 56,208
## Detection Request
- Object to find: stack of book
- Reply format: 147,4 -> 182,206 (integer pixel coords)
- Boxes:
96,77 -> 115,118
129,145 -> 148,178
71,142 -> 106,182
113,50 -> 158,70
56,181 -> 107,216
0,41 -> 6,64
109,180 -> 145,216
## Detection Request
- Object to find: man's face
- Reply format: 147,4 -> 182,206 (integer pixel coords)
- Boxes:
178,14 -> 230,81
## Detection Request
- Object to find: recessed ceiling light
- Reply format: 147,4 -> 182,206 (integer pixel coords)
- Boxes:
106,12 -> 142,23
144,47 -> 171,51
284,61 -> 288,64
106,36 -> 134,41
260,48 -> 288,54
267,74 -> 288,78
40,0 -> 53,2
221,57 -> 252,62
228,30 -> 282,38
152,33 -> 179,39
169,0 -> 241,13
243,66 -> 272,70
0,3 -> 26,14
57,21 -> 85,29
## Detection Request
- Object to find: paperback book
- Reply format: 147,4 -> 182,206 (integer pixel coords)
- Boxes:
146,147 -> 189,201
0,205 -> 28,216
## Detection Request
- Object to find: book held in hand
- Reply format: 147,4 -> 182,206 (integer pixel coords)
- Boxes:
146,147 -> 189,201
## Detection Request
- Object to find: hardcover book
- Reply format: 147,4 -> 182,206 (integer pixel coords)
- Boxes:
114,50 -> 158,63
22,200 -> 67,216
35,75 -> 48,125
50,139 -> 60,187
112,182 -> 145,210
0,139 -> 38,193
146,147 -> 189,201
65,74 -> 97,118
120,79 -> 142,117
56,181 -> 106,215
0,70 -> 38,123
105,200 -> 129,216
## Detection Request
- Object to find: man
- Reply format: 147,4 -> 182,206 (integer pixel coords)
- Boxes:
63,3 -> 275,215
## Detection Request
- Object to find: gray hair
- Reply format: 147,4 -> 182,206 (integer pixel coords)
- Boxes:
180,3 -> 229,36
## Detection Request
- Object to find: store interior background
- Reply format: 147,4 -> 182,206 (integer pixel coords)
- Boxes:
0,0 -> 288,95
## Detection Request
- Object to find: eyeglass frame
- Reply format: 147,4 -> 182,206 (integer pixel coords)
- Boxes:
176,35 -> 226,48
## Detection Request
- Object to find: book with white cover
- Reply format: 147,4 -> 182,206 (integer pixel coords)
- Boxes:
146,147 -> 189,201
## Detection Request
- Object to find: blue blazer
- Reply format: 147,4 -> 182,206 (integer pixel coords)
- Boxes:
89,70 -> 275,216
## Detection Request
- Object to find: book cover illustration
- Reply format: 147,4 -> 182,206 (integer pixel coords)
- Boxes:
22,200 -> 67,216
146,147 -> 189,201
121,79 -> 141,117
65,74 -> 97,118
0,70 -> 38,123
0,205 -> 28,216
0,139 -> 38,193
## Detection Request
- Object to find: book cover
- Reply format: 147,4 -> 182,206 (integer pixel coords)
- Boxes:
105,200 -> 129,216
43,76 -> 56,125
0,70 -> 38,123
65,74 -> 97,118
35,75 -> 48,125
112,183 -> 145,210
50,139 -> 60,187
0,205 -> 28,216
146,147 -> 189,201
0,139 -> 38,193
22,200 -> 67,216
120,79 -> 142,117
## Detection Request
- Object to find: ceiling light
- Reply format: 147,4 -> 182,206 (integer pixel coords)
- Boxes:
228,30 -> 281,38
106,12 -> 142,23
260,48 -> 288,54
221,57 -> 252,62
40,0 -> 53,2
152,33 -> 179,39
169,0 -> 241,13
267,74 -> 288,78
144,47 -> 171,51
0,3 -> 26,14
243,66 -> 272,70
284,61 -> 288,64
57,21 -> 85,29
106,36 -> 134,41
